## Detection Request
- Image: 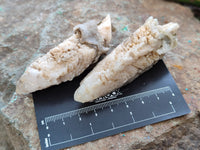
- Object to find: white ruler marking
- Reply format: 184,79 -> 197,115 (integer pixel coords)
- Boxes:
45,138 -> 49,148
130,112 -> 135,122
170,101 -> 176,112
78,113 -> 81,121
112,122 -> 115,129
94,109 -> 98,116
125,102 -> 129,108
48,138 -> 52,147
110,105 -> 113,112
155,94 -> 159,100
70,134 -> 72,140
89,123 -> 94,134
152,112 -> 156,117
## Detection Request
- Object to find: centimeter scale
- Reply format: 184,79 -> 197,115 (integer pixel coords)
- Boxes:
33,60 -> 190,150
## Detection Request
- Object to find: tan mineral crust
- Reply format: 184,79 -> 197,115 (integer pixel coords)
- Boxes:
0,0 -> 200,150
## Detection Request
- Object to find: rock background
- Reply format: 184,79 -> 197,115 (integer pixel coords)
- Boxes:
0,0 -> 200,149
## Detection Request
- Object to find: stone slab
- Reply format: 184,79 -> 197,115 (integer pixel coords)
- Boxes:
0,0 -> 200,149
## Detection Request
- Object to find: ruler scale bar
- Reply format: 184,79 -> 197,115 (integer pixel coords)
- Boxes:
49,110 -> 176,146
33,60 -> 191,150
45,86 -> 171,123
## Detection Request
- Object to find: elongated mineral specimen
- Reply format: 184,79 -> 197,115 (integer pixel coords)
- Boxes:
16,15 -> 112,94
74,16 -> 179,103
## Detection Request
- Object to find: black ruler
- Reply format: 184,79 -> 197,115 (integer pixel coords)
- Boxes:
33,60 -> 190,150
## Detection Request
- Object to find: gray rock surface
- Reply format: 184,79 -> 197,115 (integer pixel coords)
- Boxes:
0,0 -> 200,149
0,116 -> 13,150
133,114 -> 200,150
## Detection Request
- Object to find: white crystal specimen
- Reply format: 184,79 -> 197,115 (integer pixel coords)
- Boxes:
74,16 -> 179,103
16,15 -> 112,94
